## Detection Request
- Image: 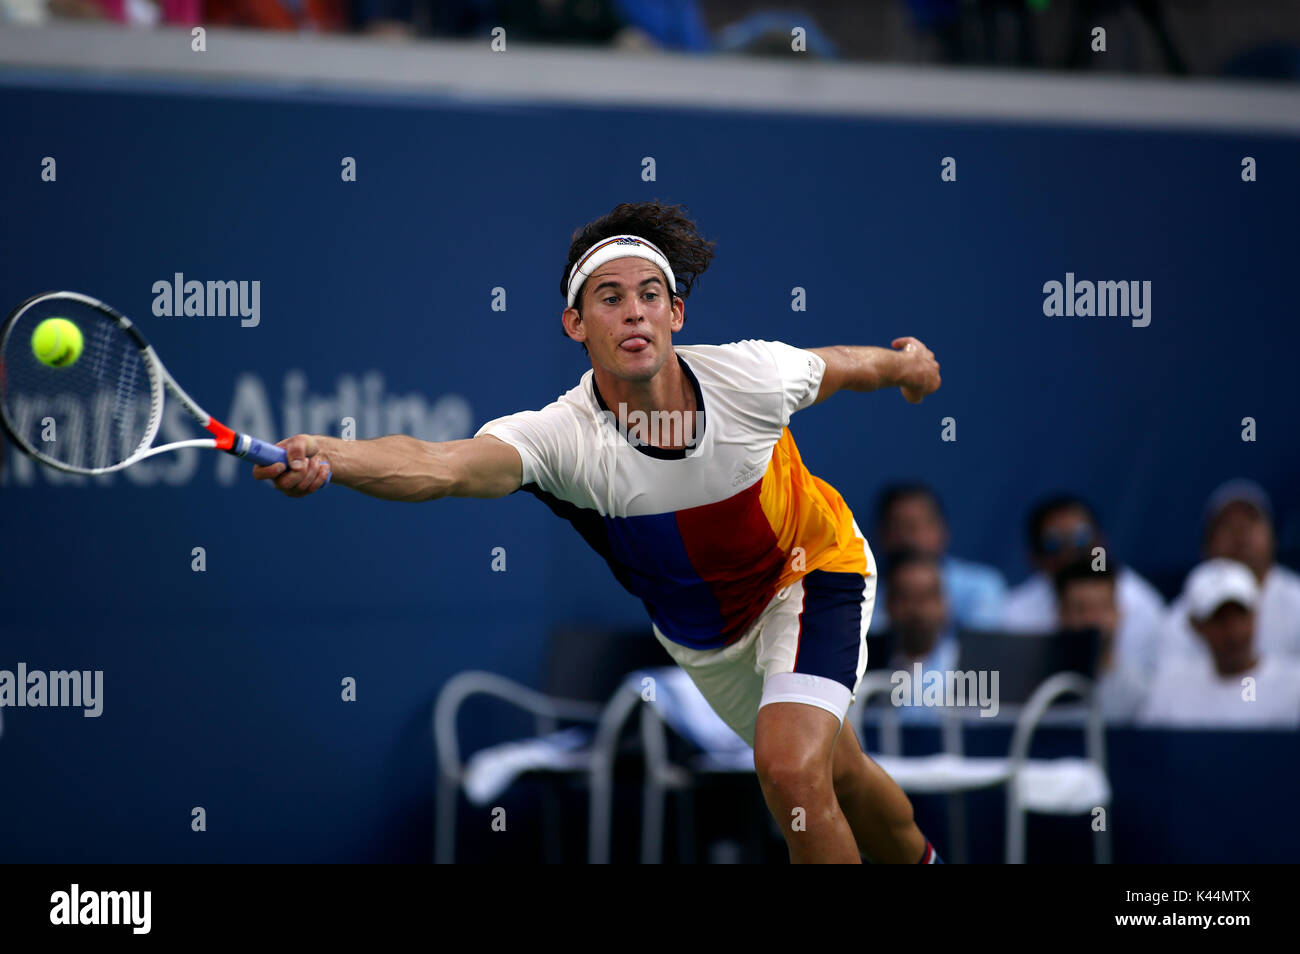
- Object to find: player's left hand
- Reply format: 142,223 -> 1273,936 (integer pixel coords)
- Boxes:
892,336 -> 941,404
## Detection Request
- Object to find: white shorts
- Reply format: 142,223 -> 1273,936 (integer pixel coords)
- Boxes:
653,549 -> 877,749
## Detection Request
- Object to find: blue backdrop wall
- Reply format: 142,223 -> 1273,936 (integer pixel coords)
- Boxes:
1,73 -> 1296,862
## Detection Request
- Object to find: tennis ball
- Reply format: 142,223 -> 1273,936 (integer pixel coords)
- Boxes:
31,317 -> 84,368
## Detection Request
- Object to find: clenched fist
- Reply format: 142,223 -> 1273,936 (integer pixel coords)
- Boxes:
892,337 -> 941,404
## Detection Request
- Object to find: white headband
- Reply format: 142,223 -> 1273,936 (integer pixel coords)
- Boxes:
566,234 -> 677,308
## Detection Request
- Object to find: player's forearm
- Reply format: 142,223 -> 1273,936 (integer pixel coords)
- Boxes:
821,345 -> 908,392
314,434 -> 456,502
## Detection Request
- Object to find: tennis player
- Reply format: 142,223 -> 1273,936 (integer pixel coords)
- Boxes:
256,201 -> 944,864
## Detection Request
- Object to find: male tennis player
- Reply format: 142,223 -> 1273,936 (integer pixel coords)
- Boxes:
256,201 -> 943,864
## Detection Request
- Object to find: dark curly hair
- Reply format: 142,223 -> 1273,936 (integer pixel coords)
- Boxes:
559,200 -> 717,348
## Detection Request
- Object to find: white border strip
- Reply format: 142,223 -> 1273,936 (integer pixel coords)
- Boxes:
2,22 -> 1299,133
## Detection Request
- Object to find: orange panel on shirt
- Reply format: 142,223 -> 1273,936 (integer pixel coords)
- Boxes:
758,428 -> 871,586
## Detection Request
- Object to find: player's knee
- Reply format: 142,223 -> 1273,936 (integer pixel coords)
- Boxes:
754,748 -> 833,809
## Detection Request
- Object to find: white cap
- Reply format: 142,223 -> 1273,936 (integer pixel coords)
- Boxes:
1185,558 -> 1260,622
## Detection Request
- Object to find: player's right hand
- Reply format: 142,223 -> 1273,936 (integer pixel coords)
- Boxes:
253,434 -> 331,497
892,337 -> 941,404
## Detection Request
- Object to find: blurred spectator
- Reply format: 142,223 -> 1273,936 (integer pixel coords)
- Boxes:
1139,559 -> 1300,729
348,0 -> 483,37
869,482 -> 1006,633
1002,494 -> 1164,676
1157,479 -> 1300,666
880,549 -> 960,722
351,0 -> 683,47
903,0 -> 1035,68
714,9 -> 838,59
489,0 -> 626,44
613,0 -> 711,51
205,0 -> 348,31
1054,560 -> 1146,723
45,0 -> 197,22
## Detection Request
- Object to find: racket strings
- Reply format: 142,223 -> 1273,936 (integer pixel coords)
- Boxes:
112,342 -> 145,455
0,297 -> 161,473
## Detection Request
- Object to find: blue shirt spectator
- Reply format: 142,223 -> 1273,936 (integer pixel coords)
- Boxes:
613,0 -> 712,52
941,553 -> 1008,631
869,482 -> 1007,633
875,550 -> 963,725
889,624 -> 960,724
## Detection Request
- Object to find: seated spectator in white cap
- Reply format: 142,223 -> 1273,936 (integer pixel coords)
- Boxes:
1157,479 -> 1300,665
1053,561 -> 1147,724
1002,495 -> 1164,677
1139,559 -> 1300,729
869,482 -> 1006,634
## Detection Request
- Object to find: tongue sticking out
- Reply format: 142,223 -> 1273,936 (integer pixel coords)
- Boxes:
621,337 -> 649,352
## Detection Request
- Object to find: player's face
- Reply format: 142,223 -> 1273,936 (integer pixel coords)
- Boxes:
568,258 -> 684,381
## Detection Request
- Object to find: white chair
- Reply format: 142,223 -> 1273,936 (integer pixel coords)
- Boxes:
434,626 -> 670,863
594,664 -> 1111,864
588,667 -> 756,864
433,671 -> 604,864
1003,672 -> 1112,864
850,669 -> 1112,864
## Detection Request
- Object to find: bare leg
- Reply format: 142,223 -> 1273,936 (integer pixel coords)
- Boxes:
752,702 -> 861,863
830,720 -> 927,863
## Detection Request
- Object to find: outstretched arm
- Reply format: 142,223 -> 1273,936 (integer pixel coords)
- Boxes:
808,337 -> 941,406
251,433 -> 523,501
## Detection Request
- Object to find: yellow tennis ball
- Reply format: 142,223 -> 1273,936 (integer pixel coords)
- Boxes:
31,317 -> 84,368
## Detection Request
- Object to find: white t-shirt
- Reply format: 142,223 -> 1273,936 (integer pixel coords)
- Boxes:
1137,655 -> 1300,729
1156,564 -> 1300,666
1094,661 -> 1149,725
1000,566 -> 1166,676
475,340 -> 873,651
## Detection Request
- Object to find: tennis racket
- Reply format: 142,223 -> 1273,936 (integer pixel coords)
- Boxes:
0,290 -> 325,482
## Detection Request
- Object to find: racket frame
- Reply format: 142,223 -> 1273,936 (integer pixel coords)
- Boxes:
0,290 -> 302,478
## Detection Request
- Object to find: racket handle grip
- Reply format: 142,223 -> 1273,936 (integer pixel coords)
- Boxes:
238,435 -> 332,486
